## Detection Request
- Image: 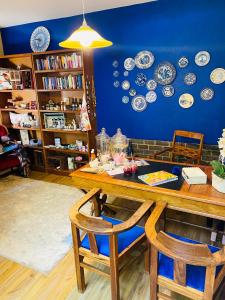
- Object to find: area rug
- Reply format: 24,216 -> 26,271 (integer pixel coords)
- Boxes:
0,175 -> 85,274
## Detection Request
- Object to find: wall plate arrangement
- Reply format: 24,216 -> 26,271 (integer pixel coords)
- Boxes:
122,96 -> 129,104
113,80 -> 120,88
113,70 -> 119,77
178,57 -> 189,68
135,73 -> 147,86
146,91 -> 157,103
131,95 -> 147,112
135,50 -> 155,69
121,80 -> 130,90
124,58 -> 135,71
195,51 -> 210,66
124,71 -> 129,77
154,62 -> 176,85
184,73 -> 197,85
30,26 -> 50,52
129,88 -> 137,96
112,60 -> 119,68
200,88 -> 214,100
179,93 -> 194,109
146,79 -> 157,90
210,68 -> 225,84
162,85 -> 175,97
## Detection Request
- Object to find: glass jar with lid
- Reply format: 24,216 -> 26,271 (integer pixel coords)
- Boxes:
111,128 -> 128,165
95,128 -> 111,164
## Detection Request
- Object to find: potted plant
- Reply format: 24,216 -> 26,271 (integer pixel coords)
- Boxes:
211,129 -> 225,193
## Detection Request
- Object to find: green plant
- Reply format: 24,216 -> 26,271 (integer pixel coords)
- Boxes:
211,160 -> 225,179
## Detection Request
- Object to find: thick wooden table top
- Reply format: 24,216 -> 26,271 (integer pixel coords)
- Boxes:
70,159 -> 225,221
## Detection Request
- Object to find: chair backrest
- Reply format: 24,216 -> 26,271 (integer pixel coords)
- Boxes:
0,124 -> 9,137
171,130 -> 204,164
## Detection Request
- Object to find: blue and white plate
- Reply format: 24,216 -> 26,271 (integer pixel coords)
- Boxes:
146,91 -> 157,103
179,94 -> 194,109
184,73 -> 197,85
113,70 -> 119,78
124,71 -> 129,77
135,73 -> 147,86
121,80 -> 130,90
112,60 -> 119,68
200,88 -> 214,100
113,81 -> 120,88
135,51 -> 155,69
162,85 -> 175,97
154,62 -> 176,85
195,51 -> 210,67
124,58 -> 135,71
129,89 -> 137,96
131,95 -> 147,112
146,79 -> 157,91
178,57 -> 189,68
122,96 -> 129,104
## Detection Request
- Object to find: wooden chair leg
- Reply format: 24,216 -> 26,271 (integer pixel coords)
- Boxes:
71,224 -> 86,293
203,266 -> 216,300
110,235 -> 120,300
144,241 -> 150,273
150,245 -> 158,300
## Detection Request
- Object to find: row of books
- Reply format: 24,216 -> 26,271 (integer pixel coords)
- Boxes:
36,53 -> 83,70
42,74 -> 83,90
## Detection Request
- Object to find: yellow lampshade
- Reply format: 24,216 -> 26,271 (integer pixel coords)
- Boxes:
59,19 -> 113,49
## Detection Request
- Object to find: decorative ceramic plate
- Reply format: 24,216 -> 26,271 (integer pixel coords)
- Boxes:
129,89 -> 137,96
184,73 -> 197,85
135,73 -> 147,86
113,81 -> 120,88
200,88 -> 214,100
124,58 -> 135,71
179,93 -> 194,109
124,71 -> 129,77
146,91 -> 157,103
178,57 -> 189,68
112,60 -> 119,68
162,85 -> 175,97
121,80 -> 130,90
154,62 -> 176,85
195,51 -> 210,66
113,70 -> 119,77
135,51 -> 155,69
146,79 -> 157,90
131,95 -> 147,112
122,96 -> 129,104
210,68 -> 225,84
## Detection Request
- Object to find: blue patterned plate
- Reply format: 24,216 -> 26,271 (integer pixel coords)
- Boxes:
112,60 -> 119,68
124,58 -> 135,71
195,51 -> 210,66
154,62 -> 176,85
121,80 -> 130,90
129,89 -> 137,96
135,73 -> 147,86
200,88 -> 214,100
124,71 -> 129,77
131,95 -> 147,112
113,81 -> 120,88
184,73 -> 196,85
146,91 -> 157,103
135,51 -> 154,69
122,96 -> 129,104
178,57 -> 189,68
162,85 -> 175,97
113,70 -> 119,78
146,79 -> 157,91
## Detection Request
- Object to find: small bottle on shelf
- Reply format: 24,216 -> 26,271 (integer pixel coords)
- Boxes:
90,149 -> 96,161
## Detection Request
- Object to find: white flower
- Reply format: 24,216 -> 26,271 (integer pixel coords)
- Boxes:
218,138 -> 225,149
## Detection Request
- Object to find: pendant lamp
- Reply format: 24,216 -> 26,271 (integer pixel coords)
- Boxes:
59,0 -> 112,49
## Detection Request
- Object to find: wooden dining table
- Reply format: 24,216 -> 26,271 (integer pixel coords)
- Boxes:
70,159 -> 225,221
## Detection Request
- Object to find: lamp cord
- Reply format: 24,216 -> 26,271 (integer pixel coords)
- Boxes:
81,0 -> 86,22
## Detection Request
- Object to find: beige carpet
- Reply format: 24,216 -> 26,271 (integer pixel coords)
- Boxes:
0,175 -> 84,274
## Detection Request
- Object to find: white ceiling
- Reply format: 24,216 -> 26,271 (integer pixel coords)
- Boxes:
0,0 -> 156,28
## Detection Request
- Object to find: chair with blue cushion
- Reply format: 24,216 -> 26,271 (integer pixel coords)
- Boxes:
145,201 -> 225,300
69,188 -> 154,300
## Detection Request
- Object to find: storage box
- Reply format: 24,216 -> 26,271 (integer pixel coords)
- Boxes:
182,167 -> 207,185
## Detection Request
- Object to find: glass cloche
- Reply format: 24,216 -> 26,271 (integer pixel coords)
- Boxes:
96,128 -> 111,163
111,128 -> 128,165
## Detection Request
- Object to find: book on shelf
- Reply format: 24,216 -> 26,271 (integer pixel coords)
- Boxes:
42,74 -> 83,90
138,170 -> 178,186
36,53 -> 82,71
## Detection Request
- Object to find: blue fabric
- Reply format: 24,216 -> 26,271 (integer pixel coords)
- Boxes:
158,232 -> 223,292
81,215 -> 144,257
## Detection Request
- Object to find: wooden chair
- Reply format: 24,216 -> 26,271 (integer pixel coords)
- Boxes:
153,130 -> 204,164
69,188 -> 154,300
145,201 -> 225,300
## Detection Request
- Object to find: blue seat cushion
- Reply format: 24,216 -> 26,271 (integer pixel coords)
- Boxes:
158,232 -> 223,292
81,215 -> 145,257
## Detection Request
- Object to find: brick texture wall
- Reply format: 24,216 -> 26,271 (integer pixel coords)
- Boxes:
130,138 -> 219,165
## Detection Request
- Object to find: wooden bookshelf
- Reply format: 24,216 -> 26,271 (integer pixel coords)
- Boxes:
0,49 -> 97,175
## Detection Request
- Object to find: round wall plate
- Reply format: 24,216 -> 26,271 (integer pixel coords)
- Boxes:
121,80 -> 130,90
184,73 -> 197,85
122,96 -> 129,104
210,68 -> 225,84
112,60 -> 119,68
135,50 -> 155,69
154,62 -> 176,85
195,51 -> 210,66
179,93 -> 194,108
124,71 -> 129,77
129,88 -> 137,96
146,91 -> 157,103
131,95 -> 147,112
124,58 -> 135,71
162,85 -> 175,97
146,79 -> 157,90
113,81 -> 120,88
178,57 -> 189,68
135,73 -> 147,86
200,88 -> 214,100
30,26 -> 50,52
113,70 -> 119,77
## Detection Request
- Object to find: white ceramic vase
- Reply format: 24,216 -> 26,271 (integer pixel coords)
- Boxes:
212,172 -> 225,193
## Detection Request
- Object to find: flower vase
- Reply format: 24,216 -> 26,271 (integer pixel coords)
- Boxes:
212,172 -> 225,193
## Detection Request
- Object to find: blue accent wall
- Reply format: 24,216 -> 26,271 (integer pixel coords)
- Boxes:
1,0 -> 225,144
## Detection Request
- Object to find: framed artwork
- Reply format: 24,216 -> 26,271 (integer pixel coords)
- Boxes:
20,130 -> 30,145
44,113 -> 65,129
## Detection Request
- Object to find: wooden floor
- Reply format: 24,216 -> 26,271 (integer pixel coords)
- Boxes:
0,171 -> 225,300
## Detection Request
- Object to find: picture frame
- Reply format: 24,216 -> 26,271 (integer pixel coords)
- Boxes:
20,129 -> 30,145
44,113 -> 65,129
54,137 -> 61,147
